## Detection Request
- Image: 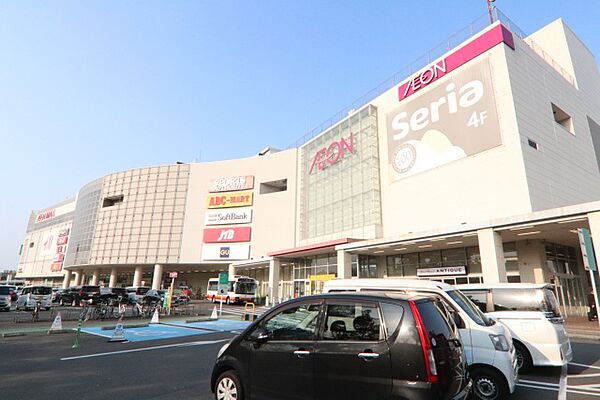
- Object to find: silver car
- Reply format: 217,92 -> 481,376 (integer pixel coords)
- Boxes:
0,285 -> 12,311
16,286 -> 52,310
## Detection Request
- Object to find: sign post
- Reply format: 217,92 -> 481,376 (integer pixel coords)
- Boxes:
168,272 -> 178,315
577,228 -> 600,329
218,272 -> 229,316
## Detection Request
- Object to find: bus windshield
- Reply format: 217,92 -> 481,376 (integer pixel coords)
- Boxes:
235,281 -> 256,295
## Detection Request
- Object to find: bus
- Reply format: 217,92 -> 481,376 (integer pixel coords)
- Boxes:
206,275 -> 257,304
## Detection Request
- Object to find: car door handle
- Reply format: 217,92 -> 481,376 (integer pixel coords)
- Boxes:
293,350 -> 311,358
358,352 -> 380,360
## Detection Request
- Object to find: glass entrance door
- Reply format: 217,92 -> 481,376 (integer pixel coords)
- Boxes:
554,274 -> 586,317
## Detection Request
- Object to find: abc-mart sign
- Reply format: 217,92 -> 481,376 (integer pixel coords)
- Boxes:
205,207 -> 253,226
397,24 -> 514,102
203,227 -> 252,243
202,244 -> 250,261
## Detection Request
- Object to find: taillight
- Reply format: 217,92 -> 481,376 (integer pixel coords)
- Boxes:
80,291 -> 85,297
409,300 -> 439,383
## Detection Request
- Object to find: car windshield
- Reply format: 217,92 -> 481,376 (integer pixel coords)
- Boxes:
447,290 -> 493,326
0,287 -> 10,295
491,287 -> 562,317
235,282 -> 256,295
32,287 -> 52,295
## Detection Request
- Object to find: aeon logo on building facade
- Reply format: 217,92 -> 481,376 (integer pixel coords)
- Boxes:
400,59 -> 447,100
308,132 -> 354,175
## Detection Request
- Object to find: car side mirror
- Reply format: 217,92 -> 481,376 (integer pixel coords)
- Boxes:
250,327 -> 269,344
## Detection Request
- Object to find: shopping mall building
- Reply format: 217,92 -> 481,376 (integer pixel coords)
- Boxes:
16,14 -> 600,316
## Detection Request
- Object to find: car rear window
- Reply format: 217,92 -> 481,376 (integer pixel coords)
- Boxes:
0,287 -> 10,295
32,287 -> 52,295
416,301 -> 454,347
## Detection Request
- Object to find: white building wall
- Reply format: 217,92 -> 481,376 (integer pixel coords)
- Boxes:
180,149 -> 297,263
371,37 -> 531,238
509,20 -> 600,211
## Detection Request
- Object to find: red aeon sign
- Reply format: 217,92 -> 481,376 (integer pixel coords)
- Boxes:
308,132 -> 354,175
203,227 -> 252,243
169,272 -> 178,278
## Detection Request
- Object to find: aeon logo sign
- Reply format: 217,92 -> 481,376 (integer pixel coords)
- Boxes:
308,132 -> 354,175
400,59 -> 447,100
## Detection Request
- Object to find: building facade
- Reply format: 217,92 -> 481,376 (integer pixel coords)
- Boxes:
16,16 -> 600,317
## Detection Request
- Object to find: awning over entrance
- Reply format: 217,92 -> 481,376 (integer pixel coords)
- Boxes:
268,238 -> 363,258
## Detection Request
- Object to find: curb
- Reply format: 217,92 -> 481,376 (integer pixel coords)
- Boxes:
1,332 -> 26,338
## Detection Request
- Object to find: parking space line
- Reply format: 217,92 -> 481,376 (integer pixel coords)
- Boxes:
559,363 -> 568,400
516,383 -> 600,397
519,380 -> 558,387
60,339 -> 228,361
571,362 -> 600,370
569,373 -> 600,379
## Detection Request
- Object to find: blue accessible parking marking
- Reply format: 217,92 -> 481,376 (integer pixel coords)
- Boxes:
168,319 -> 252,332
80,323 -> 215,342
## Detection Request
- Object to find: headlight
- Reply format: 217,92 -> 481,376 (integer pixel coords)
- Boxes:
489,334 -> 510,352
217,343 -> 230,359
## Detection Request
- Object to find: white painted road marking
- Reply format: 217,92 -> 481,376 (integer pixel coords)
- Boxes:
60,339 -> 229,361
517,361 -> 600,398
559,362 -> 568,400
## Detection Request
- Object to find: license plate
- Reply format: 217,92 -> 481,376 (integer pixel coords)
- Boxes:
36,295 -> 44,300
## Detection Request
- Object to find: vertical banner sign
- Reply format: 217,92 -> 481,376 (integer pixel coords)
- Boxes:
578,228 -> 600,329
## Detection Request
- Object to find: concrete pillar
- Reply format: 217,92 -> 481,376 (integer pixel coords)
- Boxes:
133,266 -> 143,287
62,270 -> 72,289
90,269 -> 100,286
73,271 -> 82,286
516,240 -> 547,283
109,267 -> 118,288
587,212 -> 600,272
228,264 -> 236,278
337,250 -> 352,279
268,259 -> 281,304
477,228 -> 508,283
376,256 -> 386,278
151,264 -> 163,290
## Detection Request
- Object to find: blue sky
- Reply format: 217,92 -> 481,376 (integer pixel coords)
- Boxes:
1,1 -> 599,268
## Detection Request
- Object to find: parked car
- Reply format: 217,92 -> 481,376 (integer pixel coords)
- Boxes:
212,292 -> 471,400
457,283 -> 573,372
171,289 -> 190,306
323,278 -> 518,400
59,285 -> 101,306
0,285 -> 13,311
16,286 -> 52,310
52,288 -> 65,303
99,287 -> 129,304
126,286 -> 151,304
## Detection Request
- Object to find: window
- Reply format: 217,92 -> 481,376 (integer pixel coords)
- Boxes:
491,288 -> 559,316
527,138 -> 539,150
463,290 -> 489,313
263,302 -> 321,340
416,301 -> 454,346
552,103 -> 574,134
381,303 -> 404,337
260,179 -> 287,194
29,242 -> 35,248
103,195 -> 124,208
323,301 -> 382,341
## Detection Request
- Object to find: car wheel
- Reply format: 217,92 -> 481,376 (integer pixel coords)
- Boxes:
471,367 -> 508,400
215,370 -> 243,400
514,341 -> 533,373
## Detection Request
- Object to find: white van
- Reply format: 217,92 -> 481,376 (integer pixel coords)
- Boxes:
16,285 -> 52,310
457,283 -> 573,371
324,278 -> 518,400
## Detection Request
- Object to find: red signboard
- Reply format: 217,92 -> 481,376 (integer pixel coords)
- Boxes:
169,272 -> 178,278
203,227 -> 252,243
398,24 -> 514,102
36,209 -> 56,223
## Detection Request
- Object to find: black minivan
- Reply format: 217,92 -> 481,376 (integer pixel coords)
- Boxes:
211,293 -> 471,400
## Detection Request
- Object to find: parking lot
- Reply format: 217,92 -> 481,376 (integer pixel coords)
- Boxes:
0,303 -> 598,400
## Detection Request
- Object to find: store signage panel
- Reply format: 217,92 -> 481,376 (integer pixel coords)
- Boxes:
202,244 -> 250,260
206,191 -> 253,209
398,24 -> 514,102
416,266 -> 467,277
203,227 -> 252,243
210,176 -> 255,193
36,209 -> 56,223
386,58 -> 501,181
204,207 -> 253,225
308,132 -> 354,175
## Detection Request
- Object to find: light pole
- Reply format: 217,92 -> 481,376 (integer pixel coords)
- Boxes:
488,0 -> 496,25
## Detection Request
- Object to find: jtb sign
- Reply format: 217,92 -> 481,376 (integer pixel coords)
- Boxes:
203,227 -> 252,243
308,132 -> 354,175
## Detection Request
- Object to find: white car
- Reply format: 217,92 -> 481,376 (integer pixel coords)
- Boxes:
324,278 -> 518,400
16,286 -> 52,310
457,283 -> 573,371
